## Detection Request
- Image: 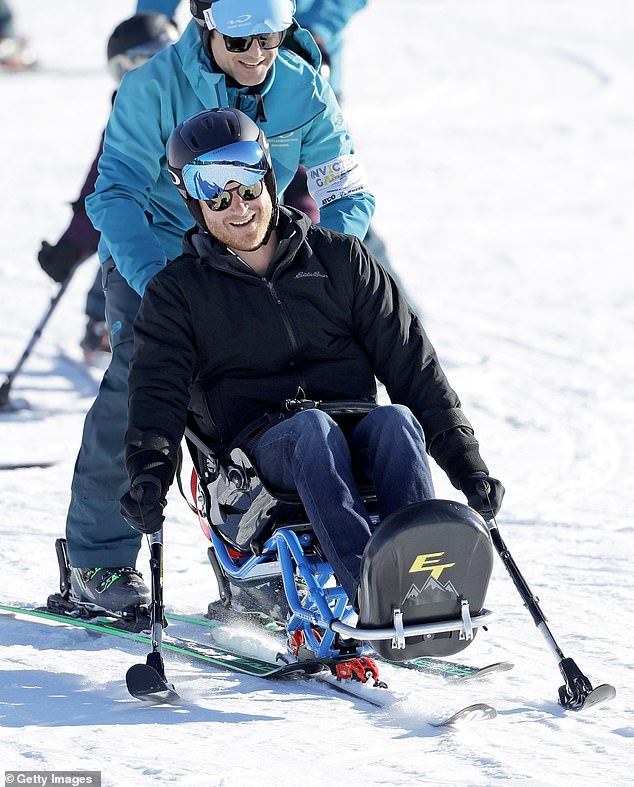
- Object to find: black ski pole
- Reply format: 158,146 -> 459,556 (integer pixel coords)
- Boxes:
125,529 -> 178,702
0,263 -> 80,411
477,480 -> 616,710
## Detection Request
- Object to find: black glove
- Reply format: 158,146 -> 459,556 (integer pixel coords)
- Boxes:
38,237 -> 81,283
120,475 -> 165,534
460,472 -> 505,520
121,435 -> 177,534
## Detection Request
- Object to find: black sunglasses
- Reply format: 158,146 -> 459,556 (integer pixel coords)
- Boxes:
205,178 -> 264,212
222,29 -> 286,53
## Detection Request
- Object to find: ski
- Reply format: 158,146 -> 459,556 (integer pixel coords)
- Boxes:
431,702 -> 498,727
0,602 -> 322,679
388,656 -> 514,682
564,683 -> 616,711
316,675 -> 497,724
0,461 -> 57,470
0,602 -> 496,723
163,612 -> 501,722
175,611 -> 513,683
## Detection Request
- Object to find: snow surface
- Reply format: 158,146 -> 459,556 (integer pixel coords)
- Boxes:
1,1 -> 633,785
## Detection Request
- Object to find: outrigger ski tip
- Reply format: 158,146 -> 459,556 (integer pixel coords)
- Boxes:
126,661 -> 179,703
557,656 -> 616,711
570,684 -> 617,712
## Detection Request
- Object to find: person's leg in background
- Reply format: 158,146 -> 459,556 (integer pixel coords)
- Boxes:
65,260 -> 149,612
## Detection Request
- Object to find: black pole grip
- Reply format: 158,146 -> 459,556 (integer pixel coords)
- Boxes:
476,479 -> 491,497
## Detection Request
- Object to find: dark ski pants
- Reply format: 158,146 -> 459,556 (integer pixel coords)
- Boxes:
84,264 -> 106,321
66,260 -> 142,568
252,405 -> 435,603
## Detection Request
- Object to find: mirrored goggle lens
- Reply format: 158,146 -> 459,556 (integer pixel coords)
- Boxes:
182,140 -> 268,201
222,30 -> 286,53
206,177 -> 265,212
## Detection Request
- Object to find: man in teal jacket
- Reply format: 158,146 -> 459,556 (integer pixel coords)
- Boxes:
134,0 -> 367,99
88,2 -> 373,295
66,0 -> 375,615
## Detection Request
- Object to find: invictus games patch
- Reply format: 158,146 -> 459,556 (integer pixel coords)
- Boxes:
306,154 -> 368,209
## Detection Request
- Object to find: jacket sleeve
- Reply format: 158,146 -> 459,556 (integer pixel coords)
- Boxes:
299,72 -> 375,240
57,133 -> 104,261
85,72 -> 170,296
127,266 -> 197,449
135,0 -> 179,14
348,239 -> 489,487
296,0 -> 367,52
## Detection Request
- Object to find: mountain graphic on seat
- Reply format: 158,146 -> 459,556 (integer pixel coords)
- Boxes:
402,576 -> 460,607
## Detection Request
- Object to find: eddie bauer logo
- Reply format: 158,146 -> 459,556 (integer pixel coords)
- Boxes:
408,551 -> 455,580
295,271 -> 328,279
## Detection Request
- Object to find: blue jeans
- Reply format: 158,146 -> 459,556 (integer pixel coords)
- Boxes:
253,405 -> 435,602
65,260 -> 142,568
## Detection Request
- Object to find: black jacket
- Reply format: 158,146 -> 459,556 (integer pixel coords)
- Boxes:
128,208 -> 489,487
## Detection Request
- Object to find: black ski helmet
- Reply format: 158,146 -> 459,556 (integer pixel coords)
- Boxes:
189,1 -> 212,26
168,108 -> 277,231
107,13 -> 179,83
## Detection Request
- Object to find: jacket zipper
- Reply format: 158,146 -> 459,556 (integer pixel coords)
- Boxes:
263,279 -> 307,390
264,279 -> 299,356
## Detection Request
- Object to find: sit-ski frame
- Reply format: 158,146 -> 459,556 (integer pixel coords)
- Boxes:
186,434 -> 614,708
207,523 -> 493,661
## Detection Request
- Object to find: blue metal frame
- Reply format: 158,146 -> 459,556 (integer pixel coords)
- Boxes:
208,525 -> 367,661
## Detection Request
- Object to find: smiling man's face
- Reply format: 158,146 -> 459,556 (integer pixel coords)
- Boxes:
209,31 -> 278,86
199,180 -> 274,253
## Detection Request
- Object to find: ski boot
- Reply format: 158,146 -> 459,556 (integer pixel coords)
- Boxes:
69,566 -> 150,613
47,538 -> 150,631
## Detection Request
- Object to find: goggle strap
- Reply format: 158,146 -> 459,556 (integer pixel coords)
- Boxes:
203,8 -> 216,31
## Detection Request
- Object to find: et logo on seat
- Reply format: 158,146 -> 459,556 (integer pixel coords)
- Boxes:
408,551 -> 455,580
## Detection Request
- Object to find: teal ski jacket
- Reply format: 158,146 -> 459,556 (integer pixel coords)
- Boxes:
86,19 -> 374,295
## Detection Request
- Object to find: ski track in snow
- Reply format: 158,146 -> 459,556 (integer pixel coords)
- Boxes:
1,1 -> 633,785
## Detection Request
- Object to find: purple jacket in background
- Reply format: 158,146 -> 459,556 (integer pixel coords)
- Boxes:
58,132 -> 104,263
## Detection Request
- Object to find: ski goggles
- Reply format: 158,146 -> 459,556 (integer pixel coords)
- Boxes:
108,52 -> 151,82
221,29 -> 286,53
108,39 -> 176,82
204,177 -> 265,212
182,140 -> 269,202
